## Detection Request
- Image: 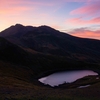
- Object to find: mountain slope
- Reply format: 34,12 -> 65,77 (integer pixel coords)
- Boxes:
0,24 -> 100,64
0,36 -> 100,78
0,37 -> 38,67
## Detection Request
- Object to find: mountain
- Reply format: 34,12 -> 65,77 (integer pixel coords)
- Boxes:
0,24 -> 100,64
0,24 -> 100,100
0,24 -> 100,75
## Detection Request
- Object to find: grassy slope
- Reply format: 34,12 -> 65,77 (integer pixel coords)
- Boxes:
0,48 -> 100,100
0,61 -> 100,100
0,37 -> 100,100
0,76 -> 100,100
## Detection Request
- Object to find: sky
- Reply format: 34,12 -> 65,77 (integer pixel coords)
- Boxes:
0,0 -> 100,40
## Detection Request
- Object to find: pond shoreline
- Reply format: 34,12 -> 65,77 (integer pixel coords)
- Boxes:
38,70 -> 99,87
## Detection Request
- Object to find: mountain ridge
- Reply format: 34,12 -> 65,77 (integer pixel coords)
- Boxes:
0,24 -> 100,64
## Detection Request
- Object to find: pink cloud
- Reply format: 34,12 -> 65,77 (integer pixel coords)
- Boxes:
69,28 -> 100,40
0,7 -> 32,15
0,0 -> 56,8
64,0 -> 99,2
70,2 -> 100,16
0,1 -> 35,15
66,17 -> 100,25
66,1 -> 100,27
0,0 -> 58,16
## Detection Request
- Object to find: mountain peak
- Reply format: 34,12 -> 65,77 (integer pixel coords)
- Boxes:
39,25 -> 52,28
0,24 -> 34,37
39,25 -> 58,31
15,24 -> 24,27
13,24 -> 25,28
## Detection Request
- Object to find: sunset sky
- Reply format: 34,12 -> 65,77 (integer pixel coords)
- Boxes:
0,0 -> 100,39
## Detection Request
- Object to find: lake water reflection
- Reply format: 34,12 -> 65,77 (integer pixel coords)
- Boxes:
39,70 -> 98,87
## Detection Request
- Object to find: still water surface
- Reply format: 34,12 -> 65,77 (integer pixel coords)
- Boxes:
39,70 -> 98,87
